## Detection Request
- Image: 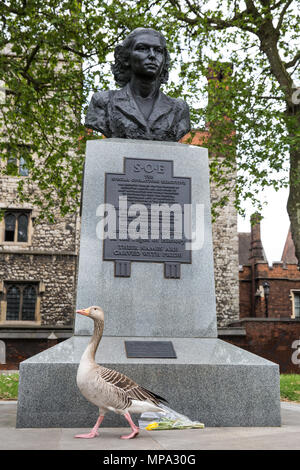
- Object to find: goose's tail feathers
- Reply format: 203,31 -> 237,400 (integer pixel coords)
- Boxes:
140,386 -> 168,404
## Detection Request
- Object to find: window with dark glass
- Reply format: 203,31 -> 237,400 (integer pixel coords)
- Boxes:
5,283 -> 37,321
6,285 -> 20,321
4,213 -> 16,241
295,293 -> 300,318
22,286 -> 36,321
3,211 -> 30,243
17,214 -> 28,242
3,145 -> 30,176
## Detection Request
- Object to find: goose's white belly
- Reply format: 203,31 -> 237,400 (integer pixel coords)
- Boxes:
76,360 -> 109,410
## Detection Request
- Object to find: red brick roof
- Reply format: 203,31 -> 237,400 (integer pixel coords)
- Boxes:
238,232 -> 268,265
281,226 -> 298,264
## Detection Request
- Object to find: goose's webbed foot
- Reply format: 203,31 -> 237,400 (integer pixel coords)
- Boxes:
75,431 -> 99,439
120,412 -> 139,439
74,414 -> 104,439
120,428 -> 139,439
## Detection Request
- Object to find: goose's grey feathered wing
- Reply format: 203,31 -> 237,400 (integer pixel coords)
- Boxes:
98,366 -> 168,410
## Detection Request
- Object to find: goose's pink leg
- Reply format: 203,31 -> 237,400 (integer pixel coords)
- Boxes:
120,412 -> 139,439
75,415 -> 104,439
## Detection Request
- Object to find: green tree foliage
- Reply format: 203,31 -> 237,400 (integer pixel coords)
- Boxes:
151,0 -> 300,261
0,1 -> 299,261
0,0 -> 136,220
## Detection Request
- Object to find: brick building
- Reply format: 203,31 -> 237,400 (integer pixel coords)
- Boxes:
221,215 -> 300,373
239,214 -> 300,319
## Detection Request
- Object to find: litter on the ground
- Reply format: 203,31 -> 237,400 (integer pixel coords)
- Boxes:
138,404 -> 205,431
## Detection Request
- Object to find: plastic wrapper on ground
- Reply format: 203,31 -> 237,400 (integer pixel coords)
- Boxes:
138,404 -> 205,430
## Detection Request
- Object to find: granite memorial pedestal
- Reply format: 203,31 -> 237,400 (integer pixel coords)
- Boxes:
17,139 -> 281,428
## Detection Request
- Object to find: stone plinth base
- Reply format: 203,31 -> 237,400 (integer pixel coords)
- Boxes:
16,336 -> 281,428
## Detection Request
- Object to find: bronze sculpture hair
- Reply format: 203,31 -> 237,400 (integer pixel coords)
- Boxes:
111,28 -> 171,87
85,27 -> 190,141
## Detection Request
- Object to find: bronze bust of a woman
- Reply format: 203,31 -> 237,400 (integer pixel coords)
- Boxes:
85,28 -> 190,142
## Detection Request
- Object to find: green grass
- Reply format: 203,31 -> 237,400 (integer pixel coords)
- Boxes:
280,374 -> 300,402
0,373 -> 19,400
0,373 -> 299,402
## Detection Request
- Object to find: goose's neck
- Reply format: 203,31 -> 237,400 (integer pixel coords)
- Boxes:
82,319 -> 104,363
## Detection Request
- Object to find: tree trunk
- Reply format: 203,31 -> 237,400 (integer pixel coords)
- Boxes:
286,105 -> 300,267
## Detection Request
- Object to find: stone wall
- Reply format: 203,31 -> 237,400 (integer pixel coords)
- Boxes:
0,252 -> 77,325
181,133 -> 240,327
0,175 -> 80,252
210,180 -> 239,326
0,173 -> 80,326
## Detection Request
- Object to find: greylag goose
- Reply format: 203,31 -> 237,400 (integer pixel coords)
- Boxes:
75,306 -> 167,439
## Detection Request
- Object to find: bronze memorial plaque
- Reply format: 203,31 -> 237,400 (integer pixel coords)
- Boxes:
103,158 -> 192,278
125,340 -> 177,359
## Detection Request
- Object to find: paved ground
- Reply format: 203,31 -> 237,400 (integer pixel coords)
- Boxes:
0,401 -> 300,450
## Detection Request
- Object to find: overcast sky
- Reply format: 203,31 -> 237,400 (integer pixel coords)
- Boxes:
237,186 -> 290,265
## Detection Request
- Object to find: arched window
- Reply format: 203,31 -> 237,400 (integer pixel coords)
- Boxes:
22,286 -> 36,321
4,283 -> 38,322
6,285 -> 21,320
17,214 -> 28,242
3,211 -> 30,243
4,213 -> 16,242
4,144 -> 30,176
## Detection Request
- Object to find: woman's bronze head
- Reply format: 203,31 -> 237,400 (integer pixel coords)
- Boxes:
112,28 -> 170,87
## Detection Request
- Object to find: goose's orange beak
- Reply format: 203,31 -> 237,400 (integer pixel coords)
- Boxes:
76,308 -> 90,316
